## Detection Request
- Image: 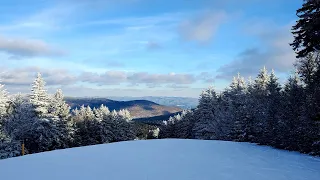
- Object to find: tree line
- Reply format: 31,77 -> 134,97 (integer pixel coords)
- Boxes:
0,73 -> 137,159
160,54 -> 320,155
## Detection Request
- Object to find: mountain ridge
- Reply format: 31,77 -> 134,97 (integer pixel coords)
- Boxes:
65,97 -> 182,119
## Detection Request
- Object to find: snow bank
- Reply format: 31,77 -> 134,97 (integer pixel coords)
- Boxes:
0,139 -> 319,180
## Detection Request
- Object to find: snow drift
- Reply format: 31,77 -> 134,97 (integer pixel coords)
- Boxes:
0,139 -> 319,180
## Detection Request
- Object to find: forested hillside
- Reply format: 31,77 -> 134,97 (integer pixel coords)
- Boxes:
108,96 -> 198,109
0,74 -> 140,159
160,62 -> 320,155
65,98 -> 182,118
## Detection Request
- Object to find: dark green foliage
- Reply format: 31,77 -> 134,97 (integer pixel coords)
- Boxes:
291,0 -> 320,58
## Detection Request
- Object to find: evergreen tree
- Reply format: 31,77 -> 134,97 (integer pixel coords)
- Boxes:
85,106 -> 95,121
227,73 -> 253,142
30,73 -> 50,118
193,86 -> 219,139
252,67 -> 270,144
0,83 -> 8,117
281,72 -> 306,151
291,0 -> 320,58
118,109 -> 132,122
295,52 -> 319,87
265,70 -> 282,146
295,53 -> 320,155
51,89 -> 74,148
52,89 -> 70,119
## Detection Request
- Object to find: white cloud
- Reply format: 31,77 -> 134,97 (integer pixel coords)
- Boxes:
80,71 -> 197,86
0,66 -> 77,86
216,23 -> 296,80
0,35 -> 65,57
179,10 -> 227,43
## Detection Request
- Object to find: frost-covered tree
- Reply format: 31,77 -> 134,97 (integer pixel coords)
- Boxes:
254,66 -> 270,93
252,67 -> 271,143
30,73 -> 51,118
264,70 -> 282,145
118,109 -> 132,122
295,52 -> 319,87
100,104 -> 110,117
5,93 -> 68,153
0,140 -> 24,159
281,72 -> 306,150
85,106 -> 95,120
52,89 -> 70,119
50,89 -> 74,148
5,94 -> 35,140
193,86 -> 219,139
0,82 -> 9,142
111,113 -> 135,142
0,83 -> 8,117
93,104 -> 111,122
225,73 -> 254,142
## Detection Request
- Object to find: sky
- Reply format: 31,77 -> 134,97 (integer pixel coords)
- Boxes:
0,0 -> 303,98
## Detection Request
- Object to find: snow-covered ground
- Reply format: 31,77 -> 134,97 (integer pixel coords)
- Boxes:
0,139 -> 319,180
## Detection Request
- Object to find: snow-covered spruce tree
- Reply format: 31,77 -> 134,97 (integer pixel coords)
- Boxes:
295,52 -> 320,155
225,73 -> 254,142
73,105 -> 102,146
147,128 -> 160,139
110,111 -> 135,142
30,73 -> 51,118
72,105 -> 135,146
295,52 -> 319,87
9,74 -> 70,153
0,92 -> 29,159
0,83 -> 8,118
93,104 -> 111,122
72,105 -> 86,122
52,89 -> 70,119
4,94 -> 52,154
160,111 -> 186,138
281,72 -> 307,151
174,110 -> 196,139
100,104 -> 110,117
85,106 -> 95,121
118,109 -> 132,122
50,89 -> 74,149
0,140 -> 24,159
264,70 -> 283,146
93,107 -> 100,121
0,82 -> 9,141
192,86 -> 219,139
252,66 -> 270,144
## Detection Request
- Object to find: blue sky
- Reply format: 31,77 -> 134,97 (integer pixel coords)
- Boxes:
0,0 -> 302,97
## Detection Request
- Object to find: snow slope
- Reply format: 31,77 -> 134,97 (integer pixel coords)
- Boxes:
0,139 -> 319,180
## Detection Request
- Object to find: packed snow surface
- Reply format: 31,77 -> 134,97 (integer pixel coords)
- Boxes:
0,139 -> 320,180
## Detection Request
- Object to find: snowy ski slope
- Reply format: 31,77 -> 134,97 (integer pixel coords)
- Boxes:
0,139 -> 319,180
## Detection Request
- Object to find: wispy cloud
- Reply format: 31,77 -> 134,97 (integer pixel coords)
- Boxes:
146,41 -> 162,50
0,35 -> 66,58
216,23 -> 296,80
179,10 -> 227,43
0,66 -> 76,86
80,71 -> 197,86
0,5 -> 79,34
79,71 -> 127,86
76,13 -> 183,27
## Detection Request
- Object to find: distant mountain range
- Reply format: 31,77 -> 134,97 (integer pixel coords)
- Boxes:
107,96 -> 198,110
65,97 -> 183,119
